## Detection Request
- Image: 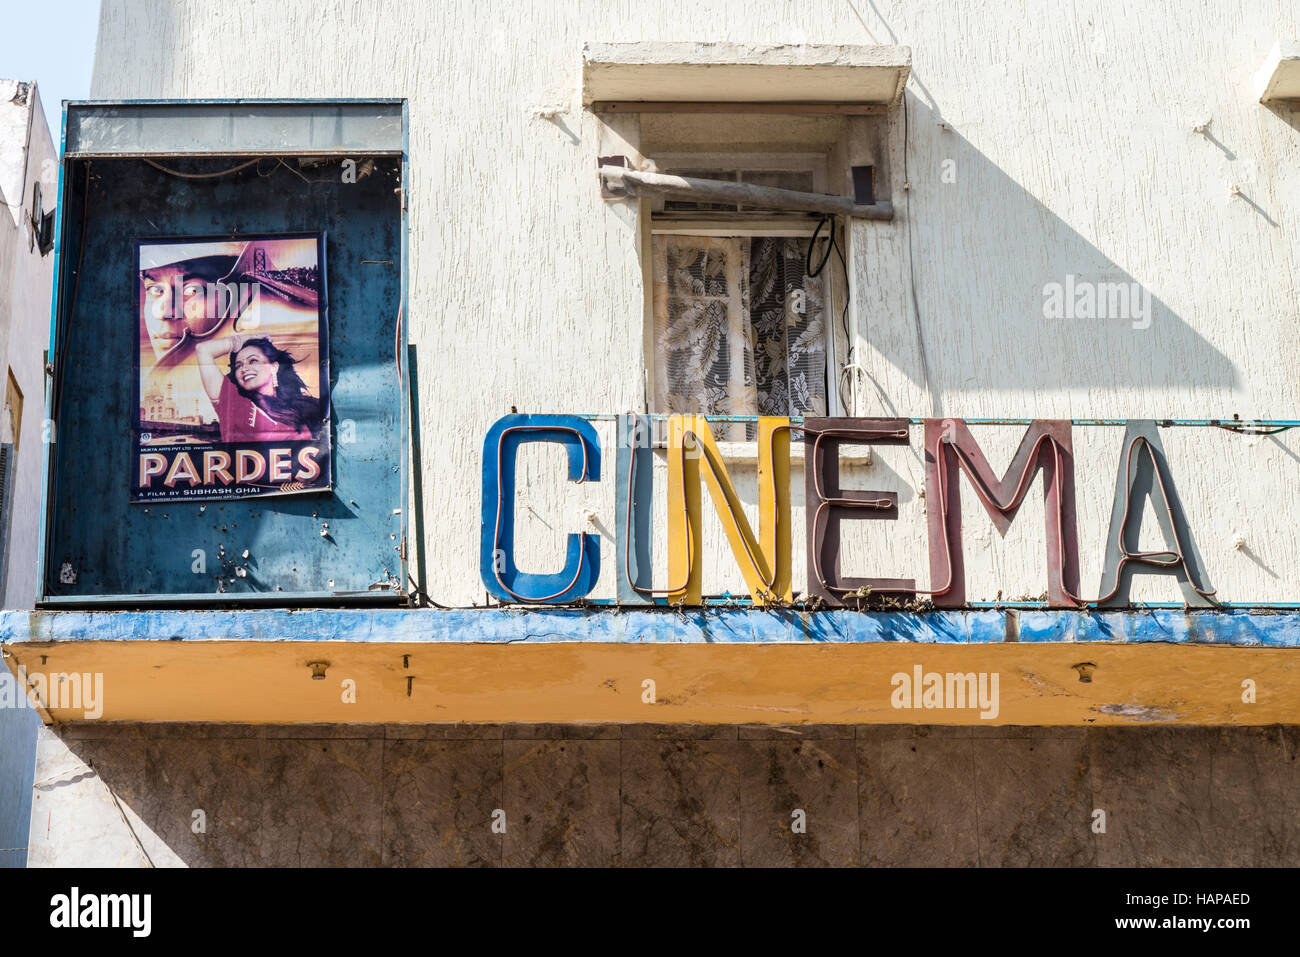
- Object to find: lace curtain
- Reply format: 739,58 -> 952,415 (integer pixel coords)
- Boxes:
652,234 -> 827,440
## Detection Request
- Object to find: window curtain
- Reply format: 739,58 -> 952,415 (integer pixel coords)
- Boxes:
748,235 -> 827,421
652,235 -> 827,441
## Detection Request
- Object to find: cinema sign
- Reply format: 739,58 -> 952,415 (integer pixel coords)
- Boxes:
479,413 -> 1216,609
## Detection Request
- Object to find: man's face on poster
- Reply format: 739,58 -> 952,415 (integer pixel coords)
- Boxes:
140,263 -> 234,360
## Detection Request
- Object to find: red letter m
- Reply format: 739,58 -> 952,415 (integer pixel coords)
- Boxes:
924,419 -> 1080,608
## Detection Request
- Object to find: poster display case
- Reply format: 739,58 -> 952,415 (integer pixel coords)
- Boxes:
39,100 -> 409,605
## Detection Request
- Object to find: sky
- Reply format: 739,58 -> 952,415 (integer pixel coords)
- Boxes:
0,0 -> 101,138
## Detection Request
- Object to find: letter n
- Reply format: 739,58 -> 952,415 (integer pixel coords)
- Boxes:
667,415 -> 791,605
804,417 -> 915,605
925,419 -> 1080,607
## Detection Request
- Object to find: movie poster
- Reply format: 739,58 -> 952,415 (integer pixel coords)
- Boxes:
133,234 -> 331,502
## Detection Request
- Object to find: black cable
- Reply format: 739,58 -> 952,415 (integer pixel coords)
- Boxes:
832,228 -> 850,346
806,214 -> 855,410
806,215 -> 835,276
146,155 -> 343,185
143,157 -> 260,179
901,92 -> 937,416
805,216 -> 852,344
403,571 -> 487,610
1217,424 -> 1293,436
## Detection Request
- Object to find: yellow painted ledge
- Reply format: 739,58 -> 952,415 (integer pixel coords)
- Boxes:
3,641 -> 1292,726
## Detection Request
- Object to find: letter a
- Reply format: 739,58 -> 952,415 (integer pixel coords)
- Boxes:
1097,421 -> 1215,607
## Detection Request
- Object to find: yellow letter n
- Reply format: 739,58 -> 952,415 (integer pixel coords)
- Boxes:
667,415 -> 791,605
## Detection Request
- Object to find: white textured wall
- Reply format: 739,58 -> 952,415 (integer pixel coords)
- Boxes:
0,82 -> 33,233
88,0 -> 1300,604
0,107 -> 14,420
0,82 -> 53,869
0,82 -> 55,609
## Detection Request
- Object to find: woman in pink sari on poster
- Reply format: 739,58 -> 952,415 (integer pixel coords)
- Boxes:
195,335 -> 325,442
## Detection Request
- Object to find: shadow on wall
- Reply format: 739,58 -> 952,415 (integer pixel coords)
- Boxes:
1261,100 -> 1300,144
887,92 -> 1242,396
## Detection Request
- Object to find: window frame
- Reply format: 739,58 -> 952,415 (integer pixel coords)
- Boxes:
4,370 -> 22,453
643,151 -> 847,430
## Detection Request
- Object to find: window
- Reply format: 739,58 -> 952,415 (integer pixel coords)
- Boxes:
648,154 -> 837,440
3,370 -> 21,453
30,182 -> 54,256
0,370 -> 20,593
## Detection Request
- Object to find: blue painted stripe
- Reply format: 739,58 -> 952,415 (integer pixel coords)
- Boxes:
574,414 -> 1300,428
3,608 -> 1300,647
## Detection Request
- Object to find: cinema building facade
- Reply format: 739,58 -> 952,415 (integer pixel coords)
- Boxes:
3,0 -> 1300,866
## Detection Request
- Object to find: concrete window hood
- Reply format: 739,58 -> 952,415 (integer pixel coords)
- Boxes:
582,42 -> 912,110
1256,42 -> 1300,103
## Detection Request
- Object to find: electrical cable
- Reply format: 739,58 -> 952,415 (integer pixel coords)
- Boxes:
272,158 -> 344,185
805,216 -> 835,276
405,571 -> 473,610
142,157 -> 260,179
901,93 -> 937,416
807,214 -> 855,414
1216,424 -> 1292,436
144,156 -> 342,184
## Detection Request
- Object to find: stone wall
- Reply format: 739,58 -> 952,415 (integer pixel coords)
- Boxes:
28,723 -> 1300,866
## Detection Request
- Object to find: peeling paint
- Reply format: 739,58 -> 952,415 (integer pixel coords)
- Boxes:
1095,703 -> 1180,722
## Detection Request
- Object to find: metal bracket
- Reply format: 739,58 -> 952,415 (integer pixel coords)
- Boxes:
598,155 -> 628,199
600,161 -> 894,220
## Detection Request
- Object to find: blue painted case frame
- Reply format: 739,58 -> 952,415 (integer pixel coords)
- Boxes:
37,99 -> 410,607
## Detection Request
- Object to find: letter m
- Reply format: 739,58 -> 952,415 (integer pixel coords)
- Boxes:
1098,282 -> 1129,318
48,672 -> 81,710
945,672 -> 976,709
924,419 -> 1080,607
101,895 -> 129,927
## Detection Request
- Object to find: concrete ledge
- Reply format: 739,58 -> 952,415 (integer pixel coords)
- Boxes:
582,42 -> 911,105
0,639 -> 1293,725
1256,42 -> 1300,103
5,610 -> 1294,725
